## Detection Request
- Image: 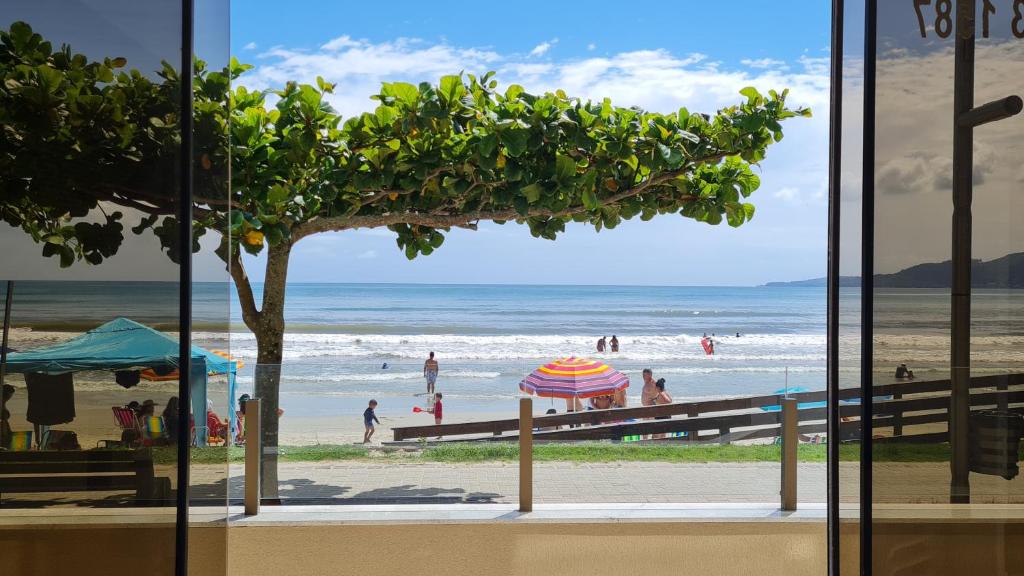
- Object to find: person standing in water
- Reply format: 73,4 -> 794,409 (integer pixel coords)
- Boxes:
610,335 -> 619,352
423,351 -> 439,395
596,336 -> 607,353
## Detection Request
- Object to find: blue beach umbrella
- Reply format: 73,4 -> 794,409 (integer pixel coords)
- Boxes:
760,387 -> 827,411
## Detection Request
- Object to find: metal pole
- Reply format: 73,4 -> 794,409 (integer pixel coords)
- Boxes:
949,2 -> 1022,505
0,281 -> 13,448
950,0 -> 975,505
176,0 -> 195,573
860,2 -> 878,572
244,398 -> 262,516
826,0 -> 844,570
518,397 -> 532,513
781,397 -> 798,511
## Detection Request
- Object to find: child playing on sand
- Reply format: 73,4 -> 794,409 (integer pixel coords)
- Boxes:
363,400 -> 380,443
426,393 -> 443,438
426,393 -> 443,425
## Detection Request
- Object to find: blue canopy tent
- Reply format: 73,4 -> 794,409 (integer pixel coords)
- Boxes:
4,317 -> 238,447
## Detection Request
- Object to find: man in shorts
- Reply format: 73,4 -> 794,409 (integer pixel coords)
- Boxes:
423,351 -> 439,395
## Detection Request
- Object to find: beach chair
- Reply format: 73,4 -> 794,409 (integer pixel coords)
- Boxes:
112,406 -> 142,448
141,416 -> 167,446
6,431 -> 32,451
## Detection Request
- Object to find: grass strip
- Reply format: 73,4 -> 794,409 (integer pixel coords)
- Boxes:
151,442 -> 1012,465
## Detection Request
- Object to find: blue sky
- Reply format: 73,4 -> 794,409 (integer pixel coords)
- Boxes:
230,1 -> 832,286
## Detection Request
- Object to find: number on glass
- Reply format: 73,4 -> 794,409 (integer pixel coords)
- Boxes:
935,0 -> 953,37
914,0 -> 932,38
914,0 -> 1024,39
1015,0 -> 1024,38
983,0 -> 996,38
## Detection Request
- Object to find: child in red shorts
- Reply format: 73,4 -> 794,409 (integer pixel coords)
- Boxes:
426,393 -> 443,438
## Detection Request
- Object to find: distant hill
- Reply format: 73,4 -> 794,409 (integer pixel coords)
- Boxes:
765,252 -> 1024,288
765,277 -> 853,287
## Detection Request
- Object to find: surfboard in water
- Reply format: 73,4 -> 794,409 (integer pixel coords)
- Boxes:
701,337 -> 714,355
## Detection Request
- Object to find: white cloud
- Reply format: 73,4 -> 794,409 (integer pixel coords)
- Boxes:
356,250 -> 378,260
741,57 -> 787,70
238,39 -> 827,119
238,38 -> 832,282
868,39 -> 1024,272
243,41 -> 258,51
321,35 -> 362,51
774,187 -> 800,201
529,38 -> 558,57
587,43 -> 597,51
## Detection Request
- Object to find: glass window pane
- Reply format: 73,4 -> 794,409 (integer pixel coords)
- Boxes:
870,1 -> 1024,573
1,0 -> 188,572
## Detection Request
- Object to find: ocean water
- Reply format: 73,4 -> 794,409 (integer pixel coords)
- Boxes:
216,283 -> 829,416
9,281 -> 1024,419
2,282 -> 828,417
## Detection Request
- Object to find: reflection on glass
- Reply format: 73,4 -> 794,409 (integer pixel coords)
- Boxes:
870,1 -> 1024,574
838,0 -> 865,542
0,1 -> 188,571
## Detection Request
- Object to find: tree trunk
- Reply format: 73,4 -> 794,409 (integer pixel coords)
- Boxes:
251,242 -> 291,500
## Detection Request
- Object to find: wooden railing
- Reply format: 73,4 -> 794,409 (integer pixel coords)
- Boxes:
391,373 -> 1024,443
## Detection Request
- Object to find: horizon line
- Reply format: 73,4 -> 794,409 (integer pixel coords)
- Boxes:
9,279 -> 825,288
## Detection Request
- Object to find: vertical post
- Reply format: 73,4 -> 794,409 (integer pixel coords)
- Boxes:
950,0 -> 975,505
0,281 -> 12,448
781,397 -> 798,511
519,397 -> 532,513
892,391 -> 903,437
176,2 -> 195,574
245,398 -> 262,516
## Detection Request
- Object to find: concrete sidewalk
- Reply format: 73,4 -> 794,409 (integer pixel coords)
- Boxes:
208,461 -> 831,504
202,460 -> 1024,505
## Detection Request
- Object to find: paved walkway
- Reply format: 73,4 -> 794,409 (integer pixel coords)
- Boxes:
197,461 -> 832,504
4,460 -> 1024,507
191,461 -> 1024,505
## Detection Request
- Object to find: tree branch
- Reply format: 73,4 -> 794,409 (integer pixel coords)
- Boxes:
292,154 -> 723,241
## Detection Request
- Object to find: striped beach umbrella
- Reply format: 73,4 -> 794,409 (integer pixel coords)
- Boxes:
519,356 -> 629,399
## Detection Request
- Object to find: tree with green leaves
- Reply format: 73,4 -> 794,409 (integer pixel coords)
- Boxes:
2,21 -> 809,494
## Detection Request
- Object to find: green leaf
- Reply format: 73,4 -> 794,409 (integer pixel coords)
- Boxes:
439,75 -> 465,106
582,188 -> 599,210
477,133 -> 498,157
505,84 -> 524,100
725,204 -> 744,227
521,183 -> 544,204
555,154 -> 576,183
740,86 -> 761,101
742,203 -> 756,221
58,245 -> 75,268
656,143 -> 683,168
513,196 -> 530,216
9,21 -> 33,47
383,82 -> 419,105
501,129 -> 530,157
35,65 -> 63,94
428,231 -> 445,249
268,184 -> 289,204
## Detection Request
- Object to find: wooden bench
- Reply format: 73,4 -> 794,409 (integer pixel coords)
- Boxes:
0,448 -> 171,504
